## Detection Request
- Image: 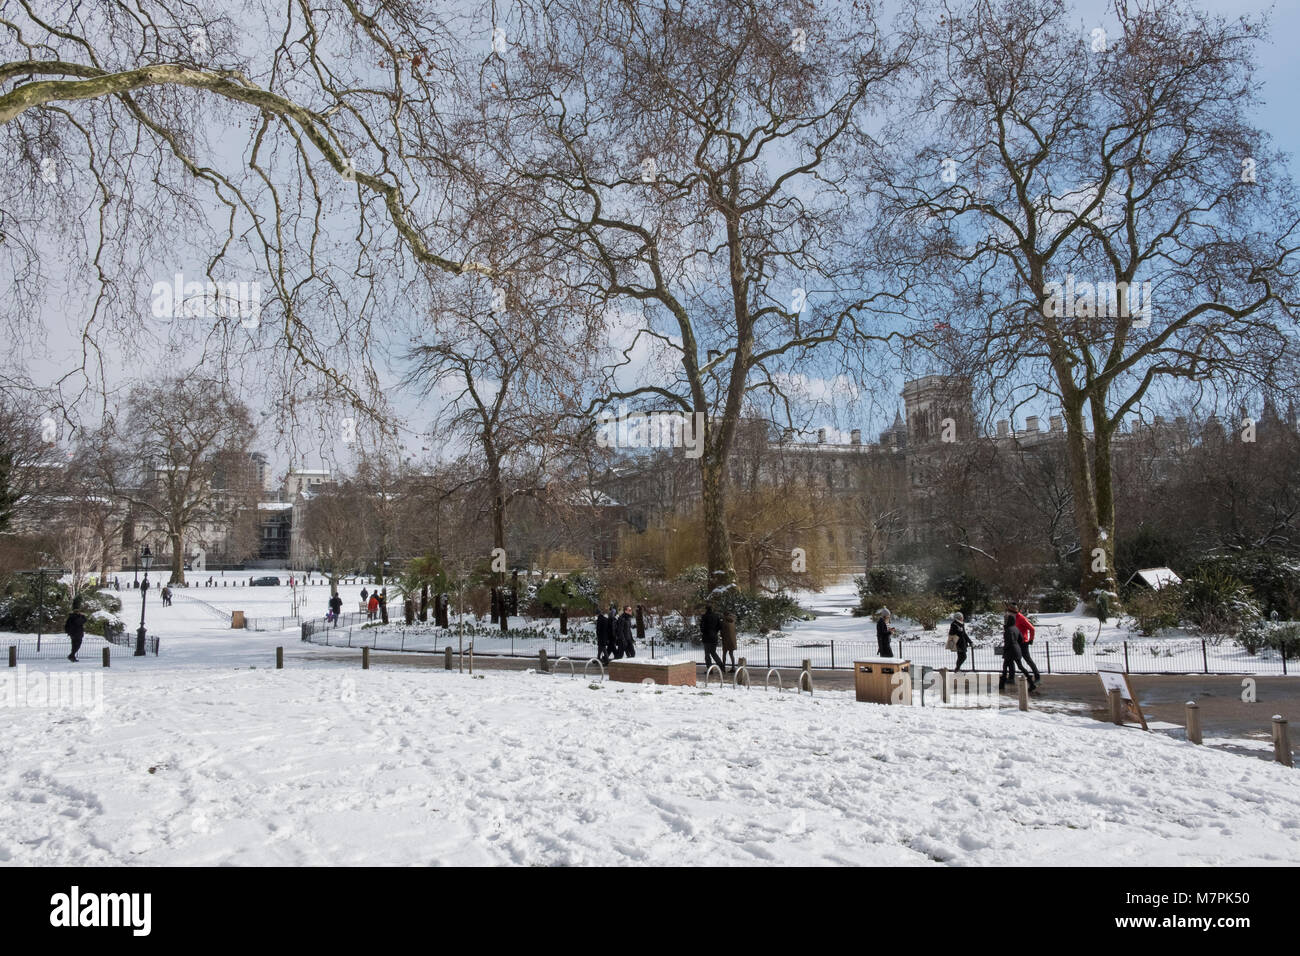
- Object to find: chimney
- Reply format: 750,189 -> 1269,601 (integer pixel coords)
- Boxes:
996,420 -> 1009,438
1049,415 -> 1063,432
850,428 -> 862,445
1025,415 -> 1040,434
817,428 -> 827,444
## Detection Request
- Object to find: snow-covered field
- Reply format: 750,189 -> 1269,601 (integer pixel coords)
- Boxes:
2,573 -> 1297,865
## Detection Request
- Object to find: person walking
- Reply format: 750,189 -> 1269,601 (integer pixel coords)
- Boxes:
64,598 -> 87,663
329,591 -> 343,625
615,605 -> 636,658
1008,603 -> 1041,682
721,611 -> 738,673
876,608 -> 895,657
699,603 -> 724,673
367,592 -> 379,621
595,607 -> 613,664
999,611 -> 1036,692
948,612 -> 971,671
361,587 -> 369,606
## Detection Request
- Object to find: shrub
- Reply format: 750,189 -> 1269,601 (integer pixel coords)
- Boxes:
1236,620 -> 1300,658
1188,552 -> 1300,620
1181,568 -> 1263,636
936,572 -> 993,619
1093,592 -> 1112,623
1072,630 -> 1086,655
1037,586 -> 1079,614
856,565 -> 927,600
967,611 -> 1005,643
890,593 -> 955,631
657,612 -> 700,644
1123,586 -> 1183,636
0,582 -> 123,636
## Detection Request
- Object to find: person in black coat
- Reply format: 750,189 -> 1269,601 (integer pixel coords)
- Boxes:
699,603 -> 724,672
595,608 -> 613,663
328,591 -> 343,624
999,612 -> 1036,691
615,606 -> 636,658
876,608 -> 895,657
64,599 -> 87,663
949,613 -> 972,671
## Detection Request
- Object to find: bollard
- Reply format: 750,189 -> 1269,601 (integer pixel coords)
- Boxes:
1109,688 -> 1124,725
7,646 -> 14,667
276,646 -> 283,670
539,648 -> 549,674
102,647 -> 110,668
560,604 -> 568,635
362,646 -> 370,670
940,667 -> 950,704
1274,716 -> 1293,767
1017,675 -> 1029,711
444,646 -> 453,670
1185,701 -> 1202,745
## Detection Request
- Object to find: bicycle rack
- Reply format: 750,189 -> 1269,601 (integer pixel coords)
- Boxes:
554,656 -> 576,677
733,665 -> 751,689
798,670 -> 814,695
765,668 -> 783,691
584,658 -> 606,682
704,664 -> 723,688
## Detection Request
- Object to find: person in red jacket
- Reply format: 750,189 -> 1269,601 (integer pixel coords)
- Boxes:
1007,602 -> 1041,682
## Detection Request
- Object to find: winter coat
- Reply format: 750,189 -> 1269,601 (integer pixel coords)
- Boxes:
1001,617 -> 1023,659
64,612 -> 87,640
367,596 -> 380,612
721,614 -> 738,651
949,619 -> 971,652
1014,611 -> 1036,644
329,595 -> 342,613
699,609 -> 723,644
614,613 -> 635,652
595,613 -> 612,646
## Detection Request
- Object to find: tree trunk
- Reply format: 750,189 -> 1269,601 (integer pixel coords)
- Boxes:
169,531 -> 185,585
701,452 -> 735,591
1060,400 -> 1110,598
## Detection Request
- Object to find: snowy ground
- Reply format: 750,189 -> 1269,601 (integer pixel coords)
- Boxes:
2,573 -> 1297,865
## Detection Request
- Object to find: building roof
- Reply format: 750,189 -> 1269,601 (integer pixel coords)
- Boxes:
1128,567 -> 1182,590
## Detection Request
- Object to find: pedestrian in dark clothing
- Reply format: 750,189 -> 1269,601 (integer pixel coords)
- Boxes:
615,606 -> 636,658
64,599 -> 87,663
876,608 -> 895,657
721,611 -> 738,673
1000,612 -> 1036,691
1007,603 -> 1041,682
329,592 -> 343,625
949,613 -> 972,671
361,587 -> 369,604
699,604 -> 724,672
595,608 -> 613,663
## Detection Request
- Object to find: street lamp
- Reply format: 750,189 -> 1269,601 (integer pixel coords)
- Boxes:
135,545 -> 153,656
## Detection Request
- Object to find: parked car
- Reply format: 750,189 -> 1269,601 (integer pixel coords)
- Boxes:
251,576 -> 281,586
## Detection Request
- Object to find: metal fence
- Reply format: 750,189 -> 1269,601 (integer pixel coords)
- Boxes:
245,614 -> 301,632
3,631 -> 159,659
299,622 -> 1294,676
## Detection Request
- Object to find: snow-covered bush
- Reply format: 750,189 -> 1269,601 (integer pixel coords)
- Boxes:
1123,586 -> 1183,636
1037,586 -> 1078,613
1236,620 -> 1300,658
889,593 -> 955,630
1181,567 -> 1262,637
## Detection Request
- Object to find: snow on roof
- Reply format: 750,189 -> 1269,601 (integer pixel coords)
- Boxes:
257,501 -> 294,511
1130,567 -> 1182,590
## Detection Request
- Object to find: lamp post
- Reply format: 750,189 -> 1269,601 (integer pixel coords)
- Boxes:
133,546 -> 139,587
135,545 -> 153,656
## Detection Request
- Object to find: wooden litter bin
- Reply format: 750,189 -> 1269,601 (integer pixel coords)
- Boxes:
231,610 -> 246,629
853,658 -> 912,705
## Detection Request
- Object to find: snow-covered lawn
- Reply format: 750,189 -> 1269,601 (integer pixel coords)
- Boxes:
2,629 -> 1299,865
3,572 -> 1295,866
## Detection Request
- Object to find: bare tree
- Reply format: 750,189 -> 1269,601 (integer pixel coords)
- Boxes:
92,376 -> 256,584
891,0 -> 1300,597
477,0 -> 913,589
